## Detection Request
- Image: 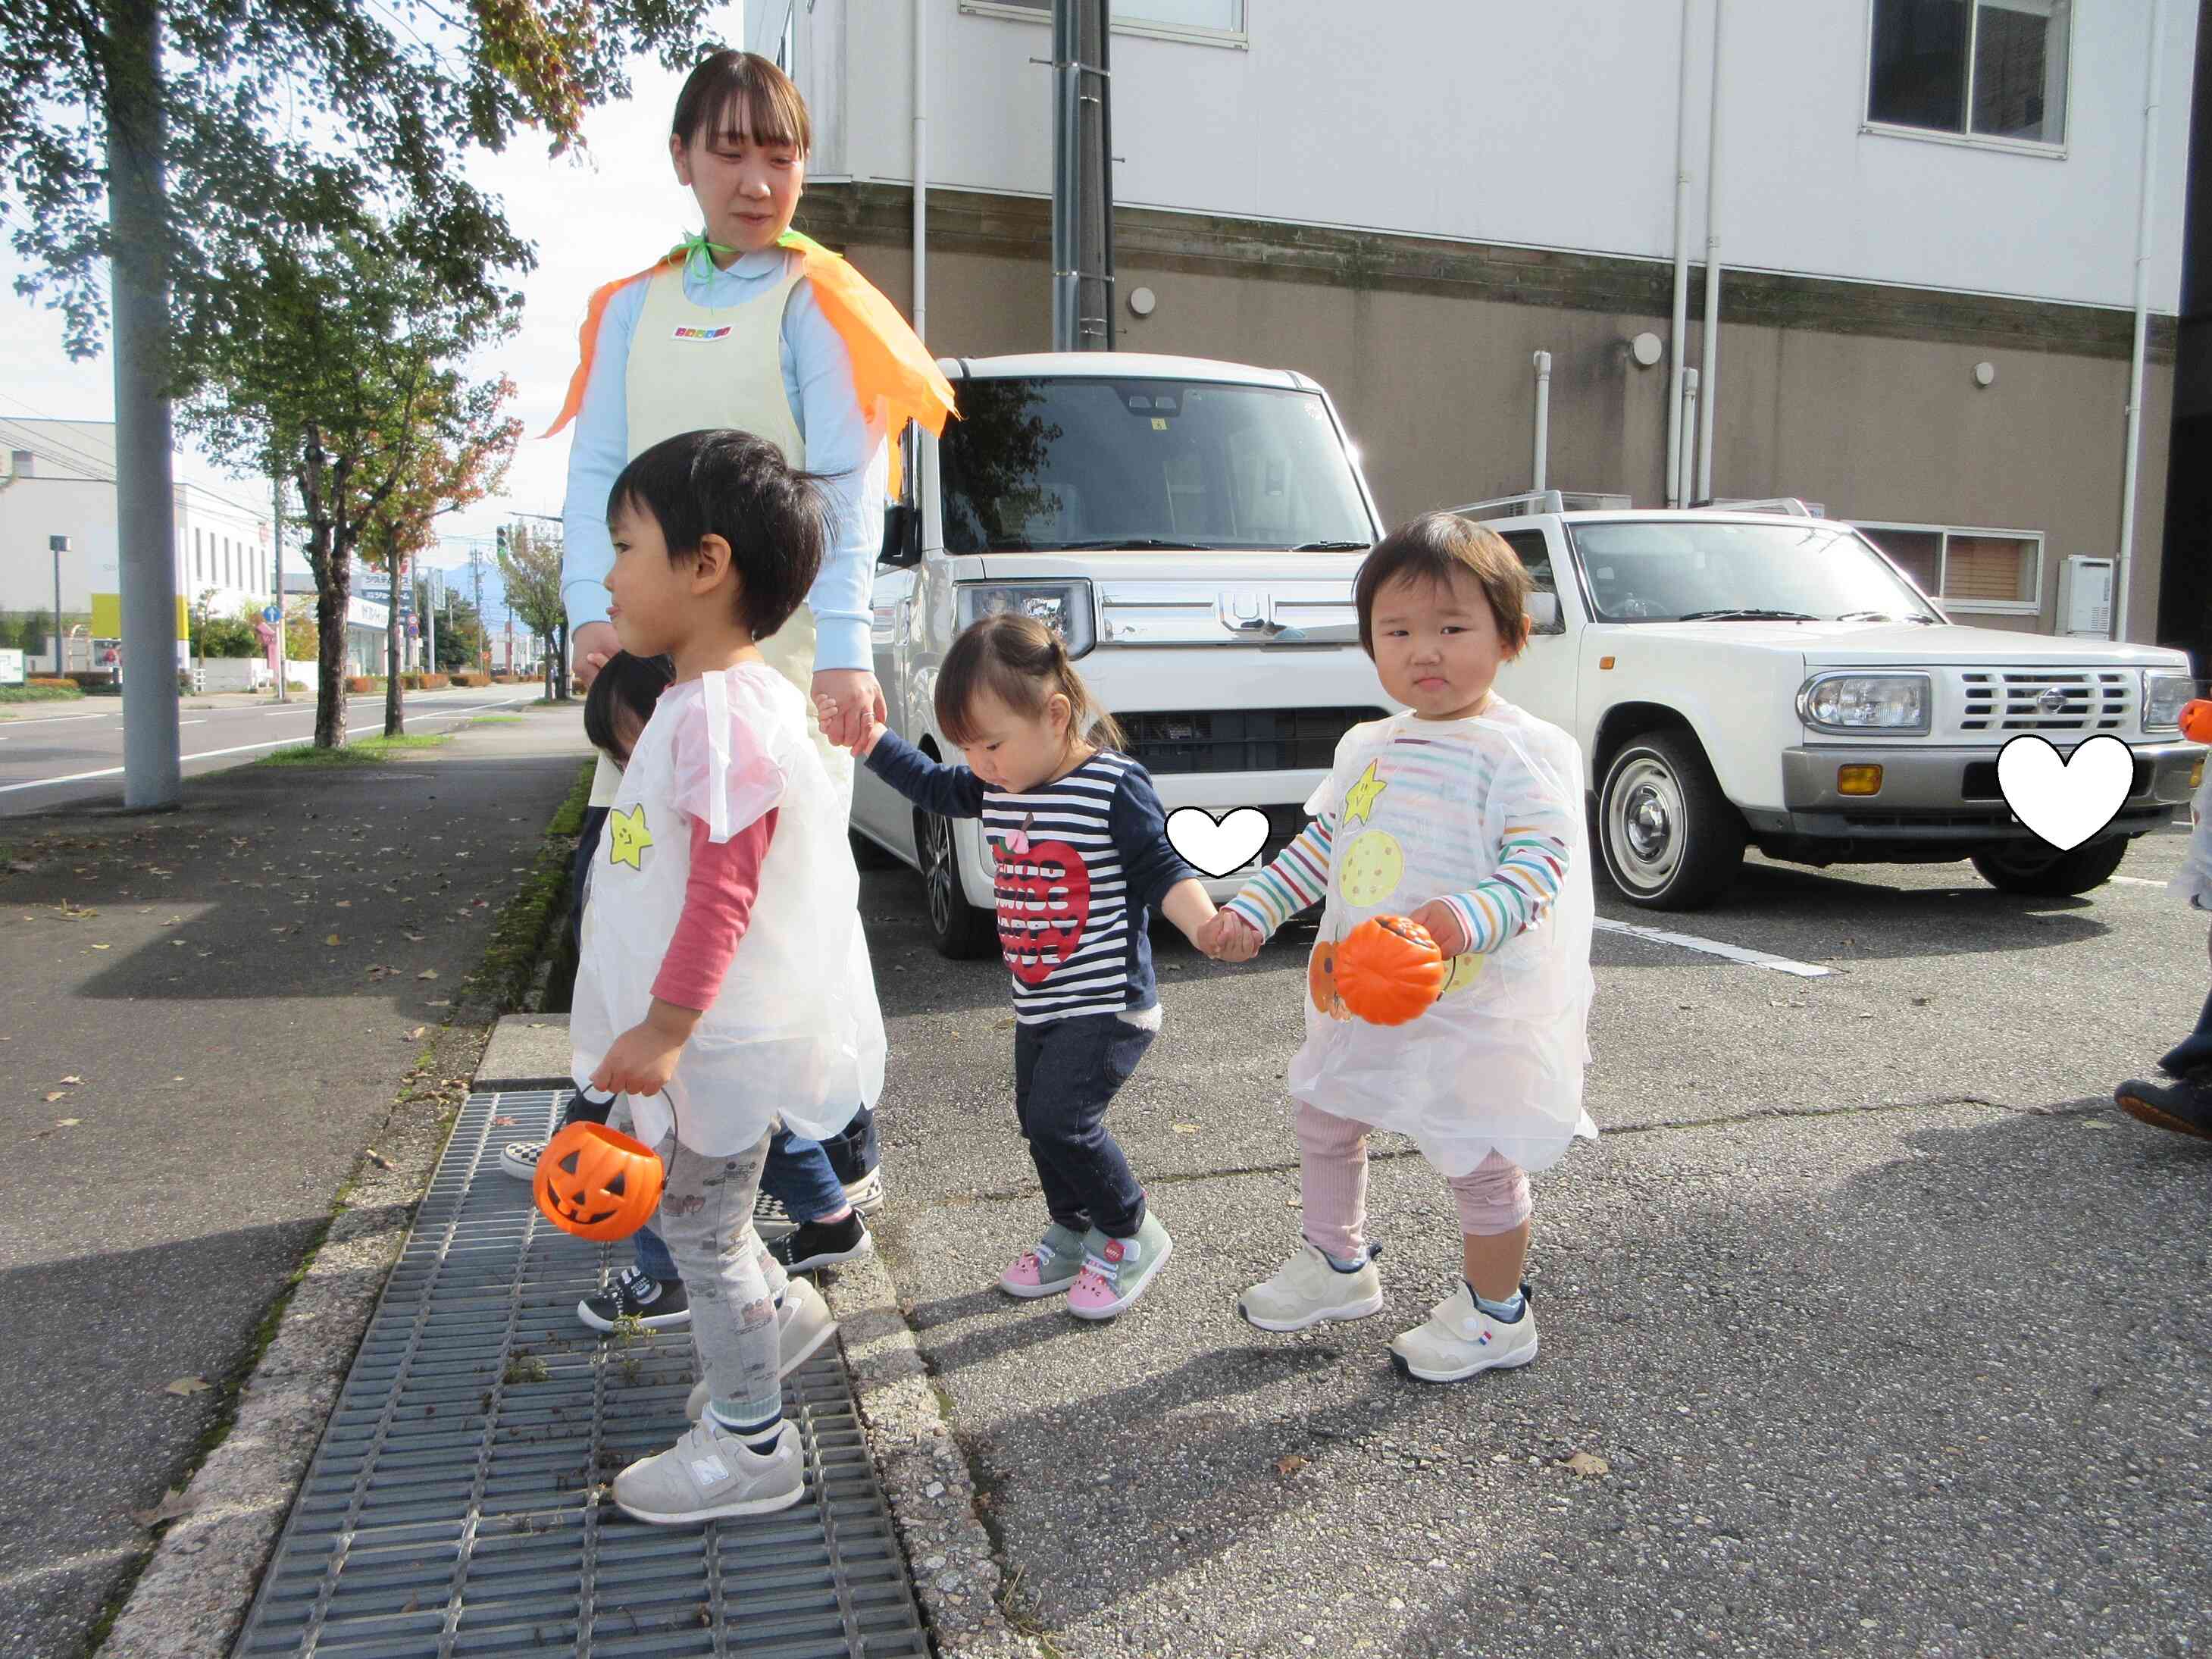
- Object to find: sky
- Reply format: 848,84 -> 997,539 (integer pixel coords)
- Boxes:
0,6 -> 746,576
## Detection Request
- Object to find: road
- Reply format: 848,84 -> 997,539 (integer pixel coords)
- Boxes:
857,819 -> 2212,1657
0,687 -> 534,816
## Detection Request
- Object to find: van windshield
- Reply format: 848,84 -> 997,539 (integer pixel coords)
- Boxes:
938,377 -> 1377,554
1566,520 -> 1944,624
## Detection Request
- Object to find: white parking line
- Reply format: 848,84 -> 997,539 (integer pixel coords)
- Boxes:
1594,916 -> 1832,978
2110,875 -> 2165,887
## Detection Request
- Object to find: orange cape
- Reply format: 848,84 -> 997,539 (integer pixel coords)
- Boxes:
541,230 -> 956,496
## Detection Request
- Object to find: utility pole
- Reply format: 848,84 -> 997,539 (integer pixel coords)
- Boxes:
271,468 -> 288,703
108,0 -> 181,806
424,565 -> 439,677
49,535 -> 69,675
1050,0 -> 1115,351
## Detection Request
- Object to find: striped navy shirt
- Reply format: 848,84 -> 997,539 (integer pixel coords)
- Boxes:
865,733 -> 1198,1024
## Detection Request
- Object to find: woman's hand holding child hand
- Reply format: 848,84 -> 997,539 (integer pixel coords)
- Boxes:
813,695 -> 884,758
1196,909 -> 1262,963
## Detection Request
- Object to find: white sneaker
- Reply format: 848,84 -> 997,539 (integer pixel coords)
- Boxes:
684,1279 -> 840,1419
1388,1282 -> 1538,1383
611,1420 -> 804,1525
1238,1243 -> 1385,1333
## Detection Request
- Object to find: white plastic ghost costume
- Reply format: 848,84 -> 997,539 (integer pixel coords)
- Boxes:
571,662 -> 886,1157
2171,769 -> 2212,912
1287,700 -> 1597,1175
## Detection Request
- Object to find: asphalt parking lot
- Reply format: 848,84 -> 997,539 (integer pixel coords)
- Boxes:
856,818 -> 2212,1657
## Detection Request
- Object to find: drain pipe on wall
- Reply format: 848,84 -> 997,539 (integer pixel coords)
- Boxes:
2113,0 -> 2166,645
1679,370 -> 1700,511
913,0 -> 929,343
1666,0 -> 1695,506
1532,350 -> 1552,493
1694,0 -> 1724,505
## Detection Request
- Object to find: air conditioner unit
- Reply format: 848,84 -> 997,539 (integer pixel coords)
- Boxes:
2057,556 -> 2113,637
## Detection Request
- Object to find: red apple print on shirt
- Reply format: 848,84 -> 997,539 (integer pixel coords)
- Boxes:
993,837 -> 1091,984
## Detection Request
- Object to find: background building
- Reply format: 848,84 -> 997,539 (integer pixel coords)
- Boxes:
753,0 -> 2198,646
0,418 -> 276,667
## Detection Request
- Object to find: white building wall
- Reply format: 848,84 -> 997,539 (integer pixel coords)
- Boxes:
824,0 -> 2195,312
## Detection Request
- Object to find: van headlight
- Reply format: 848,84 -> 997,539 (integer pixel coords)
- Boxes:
1797,671 -> 1931,734
2142,671 -> 2194,732
956,581 -> 1097,658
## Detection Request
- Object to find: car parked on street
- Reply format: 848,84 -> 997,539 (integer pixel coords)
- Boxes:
1456,491 -> 2204,909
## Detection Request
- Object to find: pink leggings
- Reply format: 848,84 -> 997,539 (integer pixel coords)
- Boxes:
1297,1100 -> 1531,1259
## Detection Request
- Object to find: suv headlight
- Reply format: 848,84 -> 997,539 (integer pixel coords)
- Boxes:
956,581 -> 1097,658
2142,670 -> 2194,733
1797,671 -> 1931,734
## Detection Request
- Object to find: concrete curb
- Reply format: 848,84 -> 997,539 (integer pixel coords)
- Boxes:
824,1249 -> 1046,1659
96,1023 -> 481,1659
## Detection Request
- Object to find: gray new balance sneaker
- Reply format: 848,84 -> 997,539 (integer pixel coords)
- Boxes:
611,1420 -> 804,1525
684,1277 -> 839,1419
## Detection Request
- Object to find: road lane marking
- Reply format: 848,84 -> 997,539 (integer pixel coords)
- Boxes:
0,699 -> 528,795
2110,875 -> 2165,887
1594,916 -> 1832,978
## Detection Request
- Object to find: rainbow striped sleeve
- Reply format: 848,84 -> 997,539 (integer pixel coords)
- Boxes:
1440,774 -> 1573,954
1224,814 -> 1334,941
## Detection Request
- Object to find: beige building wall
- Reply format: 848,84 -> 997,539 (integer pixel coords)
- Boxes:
812,186 -> 2176,646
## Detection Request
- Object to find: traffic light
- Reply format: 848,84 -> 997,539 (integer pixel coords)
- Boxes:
495,524 -> 508,557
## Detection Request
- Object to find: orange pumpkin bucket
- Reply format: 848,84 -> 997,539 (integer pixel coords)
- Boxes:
533,1120 -> 665,1241
2180,698 -> 2212,746
1333,915 -> 1449,1026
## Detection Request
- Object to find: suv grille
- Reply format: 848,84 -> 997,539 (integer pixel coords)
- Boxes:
1115,707 -> 1386,776
1957,670 -> 2131,733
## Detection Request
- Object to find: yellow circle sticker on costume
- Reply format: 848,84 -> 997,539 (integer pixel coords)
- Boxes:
1338,831 -> 1404,906
1442,952 -> 1485,995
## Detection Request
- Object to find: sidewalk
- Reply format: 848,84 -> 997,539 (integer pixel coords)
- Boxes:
0,713 -> 587,1659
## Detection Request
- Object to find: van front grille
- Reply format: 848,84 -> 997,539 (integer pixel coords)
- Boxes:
1957,670 -> 2131,734
1115,706 -> 1386,775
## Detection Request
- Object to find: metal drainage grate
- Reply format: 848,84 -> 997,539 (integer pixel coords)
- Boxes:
231,1089 -> 930,1658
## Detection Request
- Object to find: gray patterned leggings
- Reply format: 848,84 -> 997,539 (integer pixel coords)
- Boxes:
650,1129 -> 787,1428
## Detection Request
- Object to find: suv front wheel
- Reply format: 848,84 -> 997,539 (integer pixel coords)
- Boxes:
1597,731 -> 1747,910
1970,837 -> 2129,897
916,808 -> 1000,959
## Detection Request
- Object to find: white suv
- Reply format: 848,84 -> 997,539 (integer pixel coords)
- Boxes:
853,352 -> 1386,956
1459,492 -> 2203,909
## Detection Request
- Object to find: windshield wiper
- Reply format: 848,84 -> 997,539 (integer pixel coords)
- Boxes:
1055,537 -> 1212,551
1287,540 -> 1371,552
1675,608 -> 1819,622
1834,609 -> 1938,624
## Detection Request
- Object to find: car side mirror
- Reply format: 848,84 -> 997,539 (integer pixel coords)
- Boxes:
1527,591 -> 1563,634
879,502 -> 920,568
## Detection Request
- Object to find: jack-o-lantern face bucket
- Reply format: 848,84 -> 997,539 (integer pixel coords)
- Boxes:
534,1121 -> 665,1241
2180,699 -> 2212,746
1334,915 -> 1448,1026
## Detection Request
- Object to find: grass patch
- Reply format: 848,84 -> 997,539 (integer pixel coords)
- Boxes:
459,759 -> 593,1016
257,733 -> 455,767
468,714 -> 524,725
0,684 -> 84,703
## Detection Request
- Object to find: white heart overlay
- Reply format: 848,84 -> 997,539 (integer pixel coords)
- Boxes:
1995,734 -> 2134,852
1165,806 -> 1270,878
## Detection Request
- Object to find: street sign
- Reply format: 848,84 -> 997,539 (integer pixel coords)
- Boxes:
261,605 -> 282,624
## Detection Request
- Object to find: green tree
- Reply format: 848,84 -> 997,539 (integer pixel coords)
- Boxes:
0,617 -> 17,650
177,227 -> 520,746
2,0 -> 714,796
20,610 -> 55,668
416,580 -> 487,675
498,522 -> 570,700
362,382 -> 521,734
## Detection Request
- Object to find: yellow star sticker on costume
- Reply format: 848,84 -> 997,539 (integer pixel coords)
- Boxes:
1342,759 -> 1387,826
606,805 -> 654,869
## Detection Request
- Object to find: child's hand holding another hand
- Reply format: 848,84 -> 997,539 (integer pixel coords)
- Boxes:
1196,908 -> 1263,963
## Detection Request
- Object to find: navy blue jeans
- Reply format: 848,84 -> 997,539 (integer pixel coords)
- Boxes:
1014,1011 -> 1155,1239
2160,919 -> 2212,1077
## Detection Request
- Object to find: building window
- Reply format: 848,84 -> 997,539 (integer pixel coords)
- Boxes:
194,528 -> 204,582
963,0 -> 1247,47
1857,522 -> 2044,613
1867,0 -> 2070,148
